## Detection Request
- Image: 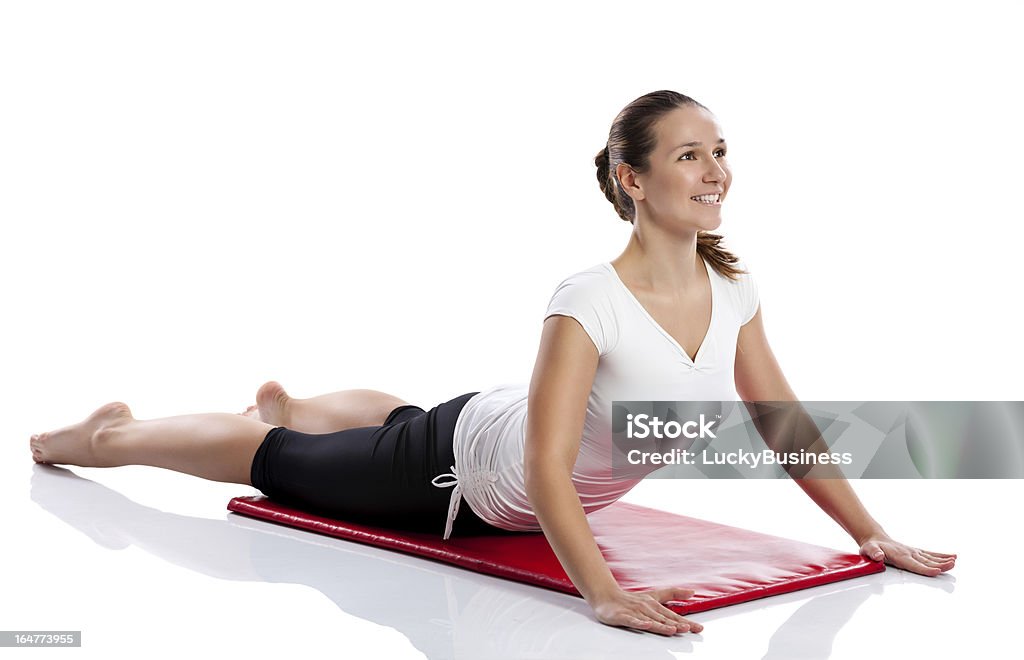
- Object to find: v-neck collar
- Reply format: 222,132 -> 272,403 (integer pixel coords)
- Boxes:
604,257 -> 716,365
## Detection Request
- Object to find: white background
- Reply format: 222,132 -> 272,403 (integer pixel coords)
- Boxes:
2,1 -> 1021,658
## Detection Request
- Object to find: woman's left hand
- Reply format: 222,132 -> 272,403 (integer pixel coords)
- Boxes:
859,534 -> 956,576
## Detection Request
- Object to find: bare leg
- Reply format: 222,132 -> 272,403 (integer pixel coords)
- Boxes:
249,381 -> 410,434
30,402 -> 274,485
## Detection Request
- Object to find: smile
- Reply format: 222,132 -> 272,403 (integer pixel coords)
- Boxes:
690,193 -> 722,206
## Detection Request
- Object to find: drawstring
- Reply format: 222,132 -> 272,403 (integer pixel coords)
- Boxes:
431,464 -> 498,541
431,465 -> 462,541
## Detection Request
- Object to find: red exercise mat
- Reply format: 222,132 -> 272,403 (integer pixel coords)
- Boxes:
227,495 -> 883,614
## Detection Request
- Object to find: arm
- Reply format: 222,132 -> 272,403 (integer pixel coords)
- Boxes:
734,306 -> 956,576
525,315 -> 702,635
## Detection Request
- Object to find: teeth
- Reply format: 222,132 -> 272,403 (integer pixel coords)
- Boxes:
690,194 -> 721,204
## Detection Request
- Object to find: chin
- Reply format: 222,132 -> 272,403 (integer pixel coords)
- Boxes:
661,208 -> 723,234
697,215 -> 723,233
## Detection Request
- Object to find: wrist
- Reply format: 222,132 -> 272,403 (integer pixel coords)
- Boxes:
853,526 -> 890,546
581,580 -> 623,605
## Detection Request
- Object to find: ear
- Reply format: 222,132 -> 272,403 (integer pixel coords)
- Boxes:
615,163 -> 645,202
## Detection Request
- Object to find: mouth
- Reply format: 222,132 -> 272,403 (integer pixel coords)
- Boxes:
690,193 -> 723,206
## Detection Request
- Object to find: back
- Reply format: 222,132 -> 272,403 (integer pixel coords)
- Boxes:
447,258 -> 760,534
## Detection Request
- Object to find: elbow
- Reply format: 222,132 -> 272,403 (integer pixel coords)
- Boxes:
523,453 -> 572,499
523,424 -> 580,500
523,458 -> 544,495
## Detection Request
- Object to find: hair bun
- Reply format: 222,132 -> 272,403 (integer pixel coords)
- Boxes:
595,145 -> 610,174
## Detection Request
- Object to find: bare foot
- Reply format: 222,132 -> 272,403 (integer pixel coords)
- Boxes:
255,381 -> 292,427
31,402 -> 134,467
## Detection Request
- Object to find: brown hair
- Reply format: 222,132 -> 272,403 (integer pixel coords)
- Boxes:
595,90 -> 747,281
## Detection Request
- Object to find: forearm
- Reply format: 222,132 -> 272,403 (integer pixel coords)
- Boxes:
525,462 -> 619,602
791,476 -> 887,544
745,400 -> 888,544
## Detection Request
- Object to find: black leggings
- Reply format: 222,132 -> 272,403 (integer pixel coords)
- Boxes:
249,391 -> 502,536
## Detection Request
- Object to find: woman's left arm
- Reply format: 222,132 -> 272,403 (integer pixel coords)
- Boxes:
734,306 -> 956,576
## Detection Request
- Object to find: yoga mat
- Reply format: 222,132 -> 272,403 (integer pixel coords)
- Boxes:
227,495 -> 883,614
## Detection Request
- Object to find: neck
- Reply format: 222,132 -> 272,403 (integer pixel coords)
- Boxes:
613,219 -> 705,291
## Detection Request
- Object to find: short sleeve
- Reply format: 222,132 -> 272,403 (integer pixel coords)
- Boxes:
543,270 -> 619,356
737,261 -> 760,325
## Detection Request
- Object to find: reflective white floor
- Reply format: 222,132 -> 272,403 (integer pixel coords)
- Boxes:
4,433 -> 1017,660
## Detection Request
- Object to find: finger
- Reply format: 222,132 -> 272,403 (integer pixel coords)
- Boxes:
911,553 -> 946,568
903,555 -> 942,576
642,603 -> 685,628
920,550 -> 957,561
627,615 -> 678,636
622,615 -> 653,630
655,605 -> 696,631
676,616 -> 703,633
652,620 -> 688,635
654,602 -> 703,631
654,586 -> 695,602
913,549 -> 956,567
621,615 -> 671,635
641,603 -> 691,633
861,541 -> 885,562
916,555 -> 954,573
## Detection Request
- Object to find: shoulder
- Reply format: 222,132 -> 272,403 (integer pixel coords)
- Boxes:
735,257 -> 759,290
715,257 -> 760,325
722,257 -> 757,286
551,263 -> 614,291
544,263 -> 620,355
546,263 -> 616,308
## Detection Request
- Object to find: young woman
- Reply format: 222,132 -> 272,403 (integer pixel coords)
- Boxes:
30,90 -> 955,637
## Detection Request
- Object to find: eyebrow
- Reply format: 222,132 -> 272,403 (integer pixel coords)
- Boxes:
673,138 -> 726,151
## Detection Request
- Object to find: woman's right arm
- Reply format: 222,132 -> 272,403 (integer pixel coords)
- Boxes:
524,315 -> 703,636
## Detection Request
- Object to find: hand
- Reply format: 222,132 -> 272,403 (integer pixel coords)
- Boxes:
589,586 -> 703,636
859,534 -> 956,576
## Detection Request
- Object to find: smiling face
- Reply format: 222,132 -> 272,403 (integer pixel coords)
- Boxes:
625,104 -> 731,231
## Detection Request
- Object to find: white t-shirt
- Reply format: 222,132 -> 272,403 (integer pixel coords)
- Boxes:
432,257 -> 760,539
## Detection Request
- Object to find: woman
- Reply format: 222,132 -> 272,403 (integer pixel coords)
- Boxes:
30,90 -> 955,637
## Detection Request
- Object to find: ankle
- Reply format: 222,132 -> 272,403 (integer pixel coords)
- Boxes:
275,399 -> 295,428
90,423 -> 128,467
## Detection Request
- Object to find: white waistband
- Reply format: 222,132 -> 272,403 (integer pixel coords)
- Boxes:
430,464 -> 498,540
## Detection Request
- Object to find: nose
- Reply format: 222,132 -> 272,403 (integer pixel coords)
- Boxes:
703,156 -> 727,184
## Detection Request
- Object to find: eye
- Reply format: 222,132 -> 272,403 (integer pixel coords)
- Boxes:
714,148 -> 727,158
678,152 -> 696,161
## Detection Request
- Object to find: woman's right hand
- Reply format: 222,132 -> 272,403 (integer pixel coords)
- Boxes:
589,586 -> 704,636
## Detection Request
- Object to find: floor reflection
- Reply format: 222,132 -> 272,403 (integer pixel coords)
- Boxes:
30,465 -> 953,659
